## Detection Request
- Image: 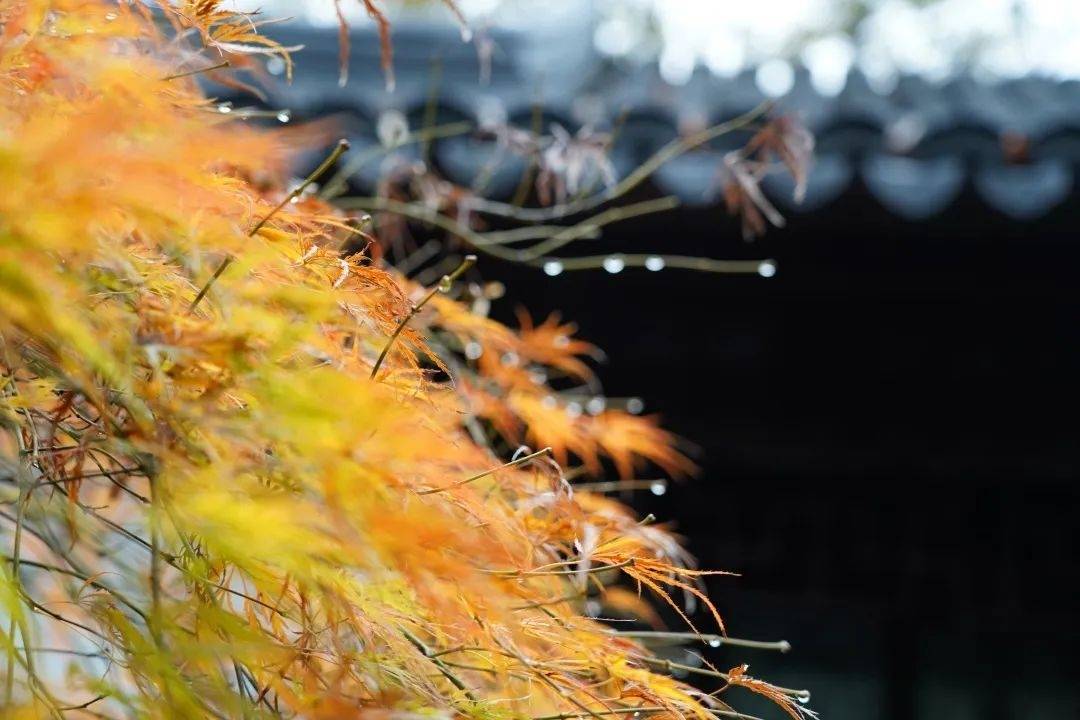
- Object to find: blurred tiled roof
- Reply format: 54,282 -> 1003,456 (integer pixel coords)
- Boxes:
216,24 -> 1080,221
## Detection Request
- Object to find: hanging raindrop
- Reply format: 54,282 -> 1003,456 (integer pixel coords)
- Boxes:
266,56 -> 286,76
603,255 -> 625,274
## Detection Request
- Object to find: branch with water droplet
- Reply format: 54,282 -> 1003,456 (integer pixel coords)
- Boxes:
369,253 -> 476,380
338,199 -> 776,277
320,121 -> 474,200
532,708 -> 764,720
539,254 -> 777,277
417,446 -> 552,495
641,657 -> 810,703
613,631 -> 790,653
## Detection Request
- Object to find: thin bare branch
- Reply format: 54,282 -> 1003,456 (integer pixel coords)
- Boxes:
162,60 -> 230,81
465,102 -> 771,223
417,446 -> 551,495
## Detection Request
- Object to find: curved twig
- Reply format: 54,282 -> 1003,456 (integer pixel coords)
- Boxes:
463,102 -> 771,223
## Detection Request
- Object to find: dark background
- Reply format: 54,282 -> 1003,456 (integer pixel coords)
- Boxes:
481,182 -> 1080,720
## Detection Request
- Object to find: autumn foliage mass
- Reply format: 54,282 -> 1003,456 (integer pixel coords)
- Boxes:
0,1 -> 813,718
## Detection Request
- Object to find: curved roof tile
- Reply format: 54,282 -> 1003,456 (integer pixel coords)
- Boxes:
215,24 -> 1080,222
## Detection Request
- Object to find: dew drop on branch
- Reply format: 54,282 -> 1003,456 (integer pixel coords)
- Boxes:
603,255 -> 625,274
266,57 -> 286,76
543,260 -> 563,276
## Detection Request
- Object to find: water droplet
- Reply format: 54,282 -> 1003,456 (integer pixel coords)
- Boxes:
796,692 -> 811,705
541,395 -> 558,409
756,59 -> 795,98
603,255 -> 625,274
276,110 -> 291,124
626,397 -> 644,415
528,369 -> 547,385
377,109 -> 410,148
708,637 -> 722,648
645,255 -> 665,271
585,600 -> 602,617
757,260 -> 777,278
501,351 -> 519,367
464,342 -> 483,360
266,56 -> 286,76
472,296 -> 491,317
543,260 -> 564,276
553,334 -> 570,348
586,397 -> 606,415
650,481 -> 667,496
104,11 -> 117,21
566,402 -> 583,419
217,103 -> 232,114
